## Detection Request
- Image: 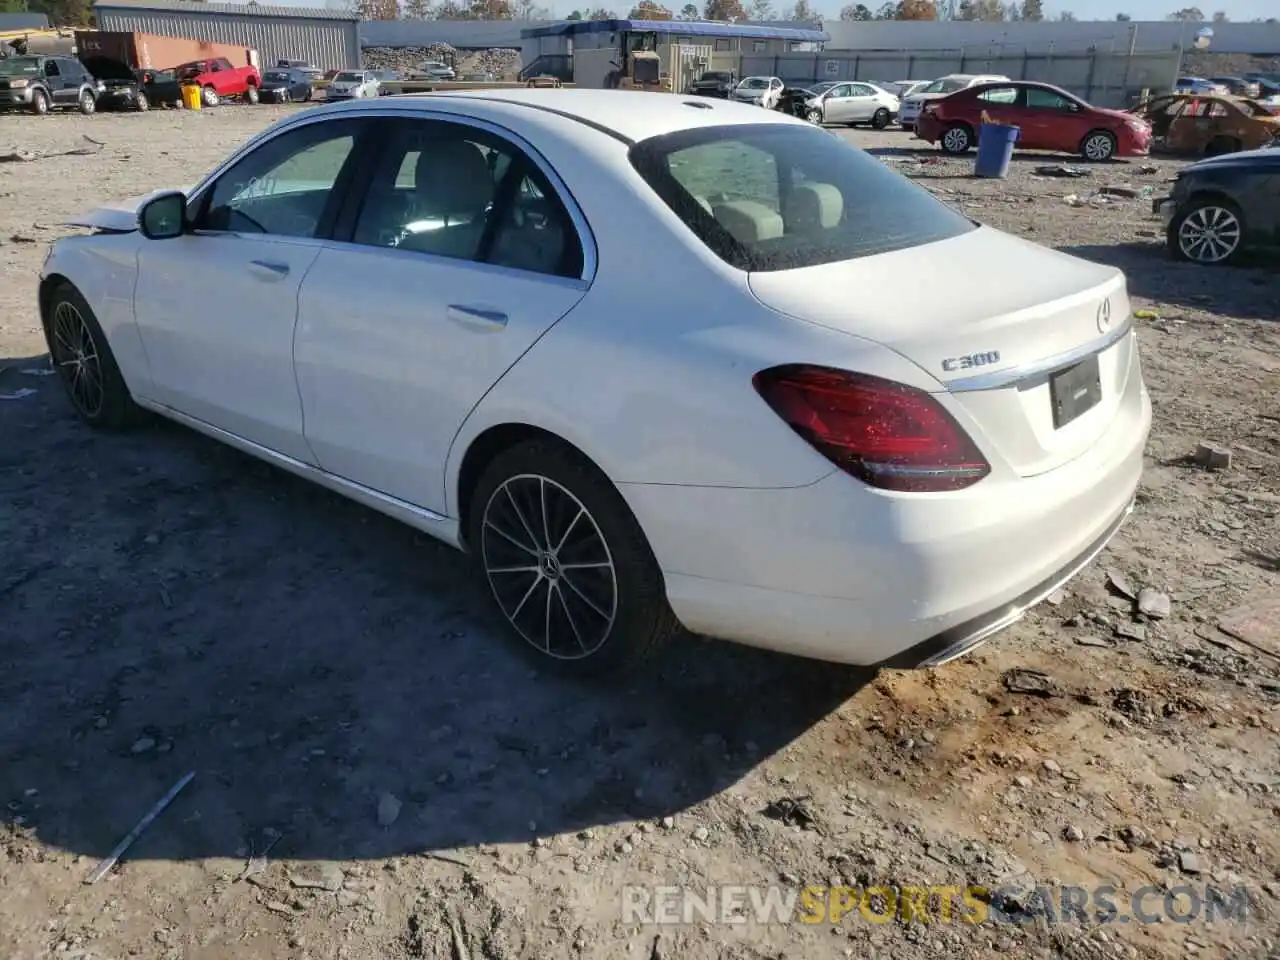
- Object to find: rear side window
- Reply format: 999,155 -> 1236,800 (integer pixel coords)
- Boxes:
629,123 -> 975,273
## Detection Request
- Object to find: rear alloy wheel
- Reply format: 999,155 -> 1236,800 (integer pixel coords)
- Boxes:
44,283 -> 141,429
469,439 -> 678,677
806,108 -> 823,124
1081,130 -> 1117,161
871,107 -> 891,129
30,89 -> 49,115
1169,199 -> 1244,265
202,85 -> 219,107
135,91 -> 149,111
940,124 -> 973,154
78,89 -> 96,115
245,83 -> 259,105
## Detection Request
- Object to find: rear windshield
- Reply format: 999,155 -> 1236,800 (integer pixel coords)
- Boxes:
629,123 -> 974,273
0,58 -> 40,76
923,77 -> 968,94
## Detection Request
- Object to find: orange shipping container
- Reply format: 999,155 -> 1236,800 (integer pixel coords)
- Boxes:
76,30 -> 255,72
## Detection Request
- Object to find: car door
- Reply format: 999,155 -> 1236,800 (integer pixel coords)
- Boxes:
973,83 -> 1022,130
132,116 -> 372,461
822,83 -> 852,122
43,59 -> 70,105
293,116 -> 592,515
1018,86 -> 1082,151
845,83 -> 880,121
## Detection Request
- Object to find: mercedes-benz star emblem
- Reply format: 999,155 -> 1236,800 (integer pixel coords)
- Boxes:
1096,298 -> 1112,334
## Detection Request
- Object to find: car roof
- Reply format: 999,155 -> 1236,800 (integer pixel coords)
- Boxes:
319,88 -> 799,143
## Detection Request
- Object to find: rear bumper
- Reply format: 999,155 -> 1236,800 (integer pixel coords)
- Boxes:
620,343 -> 1151,667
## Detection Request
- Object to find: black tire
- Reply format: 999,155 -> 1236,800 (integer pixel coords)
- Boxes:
304,86 -> 313,102
42,282 -> 142,429
871,107 -> 891,129
30,89 -> 49,115
1167,196 -> 1245,266
805,107 -> 823,125
78,88 -> 96,115
1080,129 -> 1117,161
940,123 -> 973,154
201,85 -> 219,107
135,91 -> 149,112
1204,136 -> 1240,157
467,438 -> 679,677
245,83 -> 259,105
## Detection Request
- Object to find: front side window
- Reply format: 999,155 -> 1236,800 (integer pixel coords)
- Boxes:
849,83 -> 875,97
1025,88 -> 1075,110
350,119 -> 584,279
631,123 -> 974,273
200,119 -> 364,237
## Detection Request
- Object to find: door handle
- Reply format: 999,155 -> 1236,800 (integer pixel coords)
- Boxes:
446,305 -> 508,331
248,259 -> 290,280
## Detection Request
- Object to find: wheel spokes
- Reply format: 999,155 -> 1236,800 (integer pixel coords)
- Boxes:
481,474 -> 618,660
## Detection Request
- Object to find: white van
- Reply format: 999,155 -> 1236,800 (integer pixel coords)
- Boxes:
899,73 -> 1011,130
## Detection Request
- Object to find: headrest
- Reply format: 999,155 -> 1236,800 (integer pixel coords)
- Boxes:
413,140 -> 494,216
789,182 -> 843,231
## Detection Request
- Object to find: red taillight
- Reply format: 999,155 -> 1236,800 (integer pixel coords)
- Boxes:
752,365 -> 991,493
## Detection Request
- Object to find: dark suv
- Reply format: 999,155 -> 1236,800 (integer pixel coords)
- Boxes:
0,55 -> 103,115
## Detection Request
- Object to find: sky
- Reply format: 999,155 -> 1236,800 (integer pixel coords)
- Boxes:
1041,0 -> 1273,17
311,0 -> 1277,19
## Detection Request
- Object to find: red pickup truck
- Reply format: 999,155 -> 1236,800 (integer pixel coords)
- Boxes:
174,58 -> 261,107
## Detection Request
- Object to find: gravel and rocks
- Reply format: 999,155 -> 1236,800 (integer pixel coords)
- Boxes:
362,43 -> 522,78
0,107 -> 1277,960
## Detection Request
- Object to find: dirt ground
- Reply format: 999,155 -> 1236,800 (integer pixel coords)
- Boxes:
1,104 -> 1278,960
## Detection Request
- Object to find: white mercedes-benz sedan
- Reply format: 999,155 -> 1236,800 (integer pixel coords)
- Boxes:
38,89 -> 1151,676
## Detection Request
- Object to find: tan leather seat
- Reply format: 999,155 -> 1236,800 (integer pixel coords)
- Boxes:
710,200 -> 784,244
396,140 -> 494,259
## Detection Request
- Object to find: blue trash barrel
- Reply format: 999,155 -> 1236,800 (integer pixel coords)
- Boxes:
974,123 -> 1020,179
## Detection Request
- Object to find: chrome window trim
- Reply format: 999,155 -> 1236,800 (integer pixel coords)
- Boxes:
945,315 -> 1134,393
181,102 -> 599,285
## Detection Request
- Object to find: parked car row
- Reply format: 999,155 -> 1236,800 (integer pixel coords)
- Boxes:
0,52 -> 378,115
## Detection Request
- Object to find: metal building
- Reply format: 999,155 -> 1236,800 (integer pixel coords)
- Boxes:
91,0 -> 360,71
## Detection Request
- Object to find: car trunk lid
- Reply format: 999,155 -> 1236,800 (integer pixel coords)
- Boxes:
747,226 -> 1134,478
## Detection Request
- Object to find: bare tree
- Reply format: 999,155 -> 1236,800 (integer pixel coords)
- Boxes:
1019,0 -> 1042,20
748,0 -> 774,17
839,2 -> 873,18
1166,7 -> 1204,20
786,0 -> 815,20
678,1 -> 699,15
1211,9 -> 1227,21
402,0 -> 433,16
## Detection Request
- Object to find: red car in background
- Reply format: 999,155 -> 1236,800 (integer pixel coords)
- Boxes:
914,81 -> 1152,161
174,57 -> 262,108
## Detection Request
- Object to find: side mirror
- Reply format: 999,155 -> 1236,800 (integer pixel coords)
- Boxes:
138,191 -> 187,240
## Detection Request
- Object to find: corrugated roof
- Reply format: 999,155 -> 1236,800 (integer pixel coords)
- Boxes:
92,0 -> 359,21
520,18 -> 828,42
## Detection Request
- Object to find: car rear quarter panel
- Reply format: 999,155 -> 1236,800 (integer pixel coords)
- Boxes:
439,103 -> 943,513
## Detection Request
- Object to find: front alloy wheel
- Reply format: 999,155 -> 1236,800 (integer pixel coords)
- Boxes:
50,300 -> 104,419
1172,202 -> 1243,264
806,108 -> 823,124
940,124 -> 972,154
